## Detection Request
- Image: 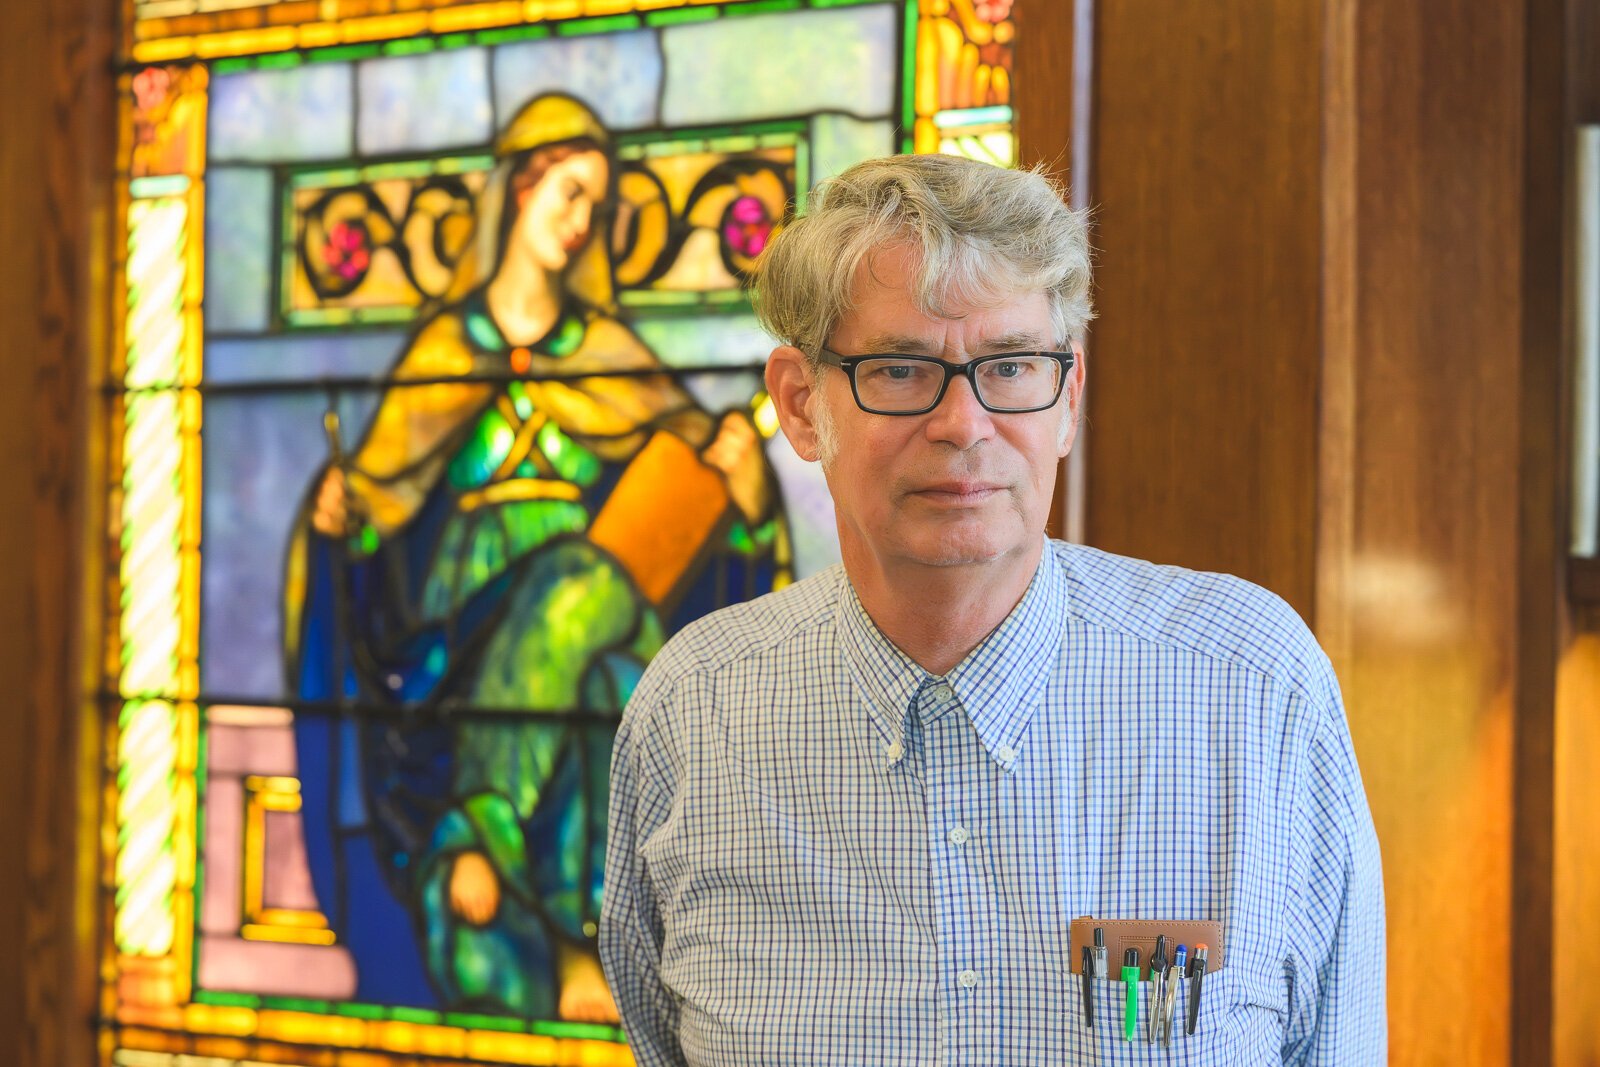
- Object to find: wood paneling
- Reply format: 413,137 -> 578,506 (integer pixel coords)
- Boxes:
1086,0 -> 1566,1062
1322,1 -> 1528,1058
1555,634 -> 1600,1065
0,0 -> 113,1060
1084,0 -> 1323,618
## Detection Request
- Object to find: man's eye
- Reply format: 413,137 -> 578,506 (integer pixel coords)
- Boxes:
864,361 -> 926,381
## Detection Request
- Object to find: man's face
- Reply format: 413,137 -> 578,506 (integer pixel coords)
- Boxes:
790,243 -> 1082,575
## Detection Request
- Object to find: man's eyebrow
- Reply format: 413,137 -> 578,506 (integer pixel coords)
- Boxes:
856,334 -> 940,355
853,331 -> 1053,356
976,332 -> 1053,353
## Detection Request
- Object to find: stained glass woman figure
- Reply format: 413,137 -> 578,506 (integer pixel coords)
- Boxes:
284,93 -> 783,1021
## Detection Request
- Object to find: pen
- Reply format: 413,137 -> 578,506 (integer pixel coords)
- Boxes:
1187,943 -> 1209,1035
1080,944 -> 1095,1028
1092,926 -> 1108,978
1148,935 -> 1168,1042
1163,945 -> 1184,1045
1122,947 -> 1140,1042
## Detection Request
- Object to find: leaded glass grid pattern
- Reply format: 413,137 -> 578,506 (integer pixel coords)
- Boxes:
104,3 -> 1017,1065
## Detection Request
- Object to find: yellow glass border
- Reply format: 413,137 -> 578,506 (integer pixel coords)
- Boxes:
134,0 -> 770,63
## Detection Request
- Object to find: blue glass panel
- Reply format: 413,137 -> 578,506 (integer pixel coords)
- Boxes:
358,49 -> 493,155
811,114 -> 896,182
660,6 -> 897,126
630,313 -> 770,369
205,332 -> 405,384
766,432 -> 840,580
492,30 -> 662,133
200,388 -> 382,698
205,168 -> 275,333
210,64 -> 354,163
677,370 -> 763,418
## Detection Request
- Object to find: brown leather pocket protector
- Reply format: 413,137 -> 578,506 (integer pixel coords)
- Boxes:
1068,917 -> 1226,977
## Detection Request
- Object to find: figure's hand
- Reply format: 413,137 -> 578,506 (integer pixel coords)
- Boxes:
702,411 -> 770,524
311,465 -> 362,538
448,850 -> 501,927
556,941 -> 620,1023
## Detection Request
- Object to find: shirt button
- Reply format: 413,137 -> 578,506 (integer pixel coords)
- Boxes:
885,740 -> 903,761
933,683 -> 954,702
995,745 -> 1016,763
958,969 -> 978,988
949,826 -> 969,845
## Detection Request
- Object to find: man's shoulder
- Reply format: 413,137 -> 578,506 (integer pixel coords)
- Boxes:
1054,541 -> 1335,702
634,564 -> 844,698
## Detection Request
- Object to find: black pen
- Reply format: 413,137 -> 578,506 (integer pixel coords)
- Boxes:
1186,943 -> 1209,1035
1080,944 -> 1095,1028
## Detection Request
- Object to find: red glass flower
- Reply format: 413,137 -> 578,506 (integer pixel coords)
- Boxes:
323,219 -> 372,283
722,196 -> 773,260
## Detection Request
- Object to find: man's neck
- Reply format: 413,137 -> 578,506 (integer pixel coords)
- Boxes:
844,539 -> 1045,676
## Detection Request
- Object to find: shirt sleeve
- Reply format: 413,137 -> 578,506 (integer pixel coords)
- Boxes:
600,701 -> 687,1067
1281,672 -> 1388,1066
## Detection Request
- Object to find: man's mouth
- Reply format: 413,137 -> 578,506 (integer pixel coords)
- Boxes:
911,482 -> 1003,504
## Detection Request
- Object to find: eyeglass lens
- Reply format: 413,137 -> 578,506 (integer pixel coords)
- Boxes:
854,355 -> 1062,413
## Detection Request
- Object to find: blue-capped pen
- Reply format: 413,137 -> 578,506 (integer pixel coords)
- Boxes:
1163,945 -> 1186,1045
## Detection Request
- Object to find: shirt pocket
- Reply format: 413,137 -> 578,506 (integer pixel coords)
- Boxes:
1059,968 -> 1285,1065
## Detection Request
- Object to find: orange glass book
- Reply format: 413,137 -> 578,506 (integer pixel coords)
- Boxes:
589,429 -> 731,607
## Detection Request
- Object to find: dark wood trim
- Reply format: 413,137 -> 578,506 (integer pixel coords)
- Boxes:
1513,0 -> 1569,1060
1015,0 -> 1090,543
0,0 -> 115,1061
1568,556 -> 1600,602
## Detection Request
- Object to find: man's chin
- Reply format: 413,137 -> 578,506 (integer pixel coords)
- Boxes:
902,530 -> 1013,569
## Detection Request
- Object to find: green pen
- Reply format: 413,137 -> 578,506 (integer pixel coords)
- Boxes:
1121,947 -> 1141,1042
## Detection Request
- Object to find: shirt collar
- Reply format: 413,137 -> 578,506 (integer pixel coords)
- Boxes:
836,541 -> 1070,771
946,542 -> 1069,768
837,569 -> 928,766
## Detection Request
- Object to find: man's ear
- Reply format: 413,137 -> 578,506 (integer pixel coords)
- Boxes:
1057,341 -> 1087,459
765,345 -> 823,462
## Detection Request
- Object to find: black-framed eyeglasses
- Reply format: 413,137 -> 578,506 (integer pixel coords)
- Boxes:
817,347 -> 1076,416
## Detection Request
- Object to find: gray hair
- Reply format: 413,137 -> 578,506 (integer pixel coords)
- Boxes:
752,155 -> 1093,361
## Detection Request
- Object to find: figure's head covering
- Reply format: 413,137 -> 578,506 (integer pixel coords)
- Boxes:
495,92 -> 608,158
450,93 -> 615,309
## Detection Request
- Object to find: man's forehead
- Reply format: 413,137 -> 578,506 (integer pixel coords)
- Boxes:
843,242 -> 1054,350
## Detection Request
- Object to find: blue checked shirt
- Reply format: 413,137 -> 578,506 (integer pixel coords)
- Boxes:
601,540 -> 1386,1065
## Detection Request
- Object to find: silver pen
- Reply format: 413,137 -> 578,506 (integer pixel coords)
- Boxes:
1148,935 -> 1168,1042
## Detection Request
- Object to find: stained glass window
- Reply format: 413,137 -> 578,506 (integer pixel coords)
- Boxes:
105,3 -> 1017,1065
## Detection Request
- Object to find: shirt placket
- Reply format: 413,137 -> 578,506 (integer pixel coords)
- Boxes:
918,681 -> 999,1066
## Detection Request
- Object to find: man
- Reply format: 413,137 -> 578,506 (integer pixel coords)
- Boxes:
600,155 -> 1385,1065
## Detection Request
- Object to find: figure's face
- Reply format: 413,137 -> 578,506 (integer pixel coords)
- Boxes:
776,243 -> 1082,575
513,149 -> 609,274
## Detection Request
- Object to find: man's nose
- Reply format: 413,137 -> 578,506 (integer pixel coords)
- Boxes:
923,373 -> 995,448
